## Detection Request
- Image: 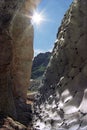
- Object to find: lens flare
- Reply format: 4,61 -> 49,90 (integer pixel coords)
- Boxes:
32,12 -> 43,25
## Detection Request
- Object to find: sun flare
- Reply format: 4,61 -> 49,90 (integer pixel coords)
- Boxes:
32,12 -> 43,25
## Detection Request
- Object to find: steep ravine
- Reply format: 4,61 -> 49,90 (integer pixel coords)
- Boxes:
33,0 -> 87,130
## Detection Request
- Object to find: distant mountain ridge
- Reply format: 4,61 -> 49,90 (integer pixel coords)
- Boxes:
31,52 -> 51,79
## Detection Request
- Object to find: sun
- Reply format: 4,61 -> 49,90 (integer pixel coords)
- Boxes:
32,12 -> 43,25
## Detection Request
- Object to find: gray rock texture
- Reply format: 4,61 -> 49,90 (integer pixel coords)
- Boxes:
34,0 -> 87,129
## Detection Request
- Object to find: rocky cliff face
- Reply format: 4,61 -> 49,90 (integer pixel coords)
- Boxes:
0,0 -> 40,123
0,0 -> 25,118
34,0 -> 87,129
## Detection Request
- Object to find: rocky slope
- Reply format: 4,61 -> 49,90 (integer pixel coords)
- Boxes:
29,79 -> 42,91
0,116 -> 29,130
31,52 -> 51,79
33,0 -> 87,129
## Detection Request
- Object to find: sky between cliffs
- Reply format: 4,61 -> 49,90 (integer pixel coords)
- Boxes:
33,0 -> 73,56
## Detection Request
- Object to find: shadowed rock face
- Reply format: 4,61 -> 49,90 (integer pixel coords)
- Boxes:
0,0 -> 40,120
0,0 -> 25,119
0,0 -> 25,29
34,0 -> 87,129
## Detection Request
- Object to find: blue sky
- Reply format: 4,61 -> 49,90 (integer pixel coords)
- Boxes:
34,0 -> 73,56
